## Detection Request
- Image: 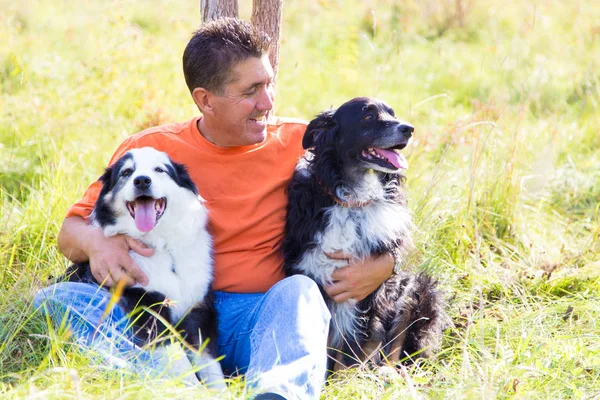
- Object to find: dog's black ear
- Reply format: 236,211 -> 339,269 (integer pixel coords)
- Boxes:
98,166 -> 114,189
168,161 -> 198,195
302,109 -> 336,149
94,152 -> 133,228
98,152 -> 133,194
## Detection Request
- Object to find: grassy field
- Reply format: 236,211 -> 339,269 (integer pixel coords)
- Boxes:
1,0 -> 600,398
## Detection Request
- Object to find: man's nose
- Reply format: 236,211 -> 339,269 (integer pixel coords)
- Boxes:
256,86 -> 274,111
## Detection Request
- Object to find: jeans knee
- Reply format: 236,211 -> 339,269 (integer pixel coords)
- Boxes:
34,282 -> 132,342
268,275 -> 330,324
34,282 -> 64,309
271,275 -> 317,301
34,282 -> 120,322
35,282 -> 102,306
278,274 -> 318,292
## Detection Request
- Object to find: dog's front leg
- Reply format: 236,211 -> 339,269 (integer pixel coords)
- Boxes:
190,352 -> 227,390
152,343 -> 201,386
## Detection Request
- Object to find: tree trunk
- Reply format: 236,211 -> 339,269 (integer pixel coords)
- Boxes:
251,0 -> 283,83
200,0 -> 238,21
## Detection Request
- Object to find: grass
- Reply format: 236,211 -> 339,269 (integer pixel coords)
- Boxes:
1,0 -> 600,398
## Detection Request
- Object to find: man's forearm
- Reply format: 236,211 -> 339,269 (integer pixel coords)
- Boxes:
57,216 -> 103,263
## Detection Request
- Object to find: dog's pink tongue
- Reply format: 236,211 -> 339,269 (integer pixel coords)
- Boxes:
134,198 -> 156,232
374,148 -> 408,170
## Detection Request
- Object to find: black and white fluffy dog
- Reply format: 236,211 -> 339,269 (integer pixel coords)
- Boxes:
284,97 -> 447,371
61,147 -> 224,386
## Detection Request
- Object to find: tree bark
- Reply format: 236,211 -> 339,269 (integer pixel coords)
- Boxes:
251,0 -> 283,83
201,0 -> 238,21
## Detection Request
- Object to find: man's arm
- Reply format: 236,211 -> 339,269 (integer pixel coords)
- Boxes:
322,252 -> 394,303
58,216 -> 151,287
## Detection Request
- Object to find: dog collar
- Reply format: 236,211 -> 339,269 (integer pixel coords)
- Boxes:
329,190 -> 374,208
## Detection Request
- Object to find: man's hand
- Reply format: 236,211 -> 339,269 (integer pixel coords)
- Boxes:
323,251 -> 394,304
88,234 -> 153,288
58,216 -> 152,288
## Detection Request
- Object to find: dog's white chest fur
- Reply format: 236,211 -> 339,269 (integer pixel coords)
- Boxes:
129,226 -> 212,320
102,218 -> 212,321
300,199 -> 411,285
295,178 -> 412,342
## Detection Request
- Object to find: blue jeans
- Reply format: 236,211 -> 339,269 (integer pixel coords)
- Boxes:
34,275 -> 330,399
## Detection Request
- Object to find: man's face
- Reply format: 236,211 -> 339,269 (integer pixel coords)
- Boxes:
207,55 -> 275,147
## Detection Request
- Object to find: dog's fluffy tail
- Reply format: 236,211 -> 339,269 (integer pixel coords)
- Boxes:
395,273 -> 449,362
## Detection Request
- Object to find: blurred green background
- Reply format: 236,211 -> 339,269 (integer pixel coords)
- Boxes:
1,0 -> 599,398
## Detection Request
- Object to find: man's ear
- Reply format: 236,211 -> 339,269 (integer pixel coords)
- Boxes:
192,87 -> 214,115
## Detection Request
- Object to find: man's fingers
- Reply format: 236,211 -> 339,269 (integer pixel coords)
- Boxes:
108,265 -> 135,286
331,292 -> 354,304
127,237 -> 154,257
104,276 -> 116,288
121,256 -> 149,286
107,265 -> 125,286
325,250 -> 351,260
91,264 -> 113,288
87,235 -> 150,287
330,267 -> 349,281
324,282 -> 346,298
98,271 -> 115,288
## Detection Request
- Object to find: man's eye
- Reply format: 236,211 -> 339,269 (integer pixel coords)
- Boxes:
121,169 -> 132,177
155,167 -> 165,173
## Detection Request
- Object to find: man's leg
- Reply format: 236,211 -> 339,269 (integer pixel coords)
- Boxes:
34,282 -> 197,382
215,275 -> 331,400
35,282 -> 142,365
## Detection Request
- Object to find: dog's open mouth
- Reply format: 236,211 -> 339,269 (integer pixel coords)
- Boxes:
360,145 -> 408,171
126,196 -> 167,233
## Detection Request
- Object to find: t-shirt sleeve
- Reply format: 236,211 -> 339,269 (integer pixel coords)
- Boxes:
65,137 -> 137,220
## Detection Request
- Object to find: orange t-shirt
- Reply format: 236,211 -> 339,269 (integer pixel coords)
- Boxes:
66,116 -> 307,293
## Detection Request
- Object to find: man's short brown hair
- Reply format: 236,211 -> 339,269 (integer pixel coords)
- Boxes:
182,18 -> 271,95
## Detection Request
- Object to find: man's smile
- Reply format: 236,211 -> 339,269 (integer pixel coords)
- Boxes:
249,114 -> 267,123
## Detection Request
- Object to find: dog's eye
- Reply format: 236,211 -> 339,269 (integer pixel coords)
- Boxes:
362,114 -> 374,121
155,167 -> 165,173
120,169 -> 132,178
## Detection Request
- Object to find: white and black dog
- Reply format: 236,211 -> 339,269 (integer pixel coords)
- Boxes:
61,147 -> 224,386
284,97 -> 448,371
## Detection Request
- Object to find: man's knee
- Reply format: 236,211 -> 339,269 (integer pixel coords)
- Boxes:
270,275 -> 319,302
275,274 -> 318,292
33,281 -> 125,327
34,282 -> 106,308
34,282 -> 67,309
268,275 -> 330,322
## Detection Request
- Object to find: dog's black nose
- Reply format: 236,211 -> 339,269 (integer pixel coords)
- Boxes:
398,124 -> 414,138
133,175 -> 152,189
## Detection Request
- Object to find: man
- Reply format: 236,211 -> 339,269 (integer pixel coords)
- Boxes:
35,18 -> 395,399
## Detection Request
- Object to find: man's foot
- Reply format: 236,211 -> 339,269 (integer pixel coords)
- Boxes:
254,393 -> 287,400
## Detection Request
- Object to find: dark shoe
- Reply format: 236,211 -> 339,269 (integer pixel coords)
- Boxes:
254,393 -> 287,400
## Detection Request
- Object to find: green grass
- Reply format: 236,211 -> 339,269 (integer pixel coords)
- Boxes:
2,0 -> 600,398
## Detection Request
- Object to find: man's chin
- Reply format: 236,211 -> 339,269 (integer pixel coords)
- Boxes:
245,126 -> 268,145
251,131 -> 267,145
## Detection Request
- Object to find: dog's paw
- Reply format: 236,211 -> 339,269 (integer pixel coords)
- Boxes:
376,365 -> 400,383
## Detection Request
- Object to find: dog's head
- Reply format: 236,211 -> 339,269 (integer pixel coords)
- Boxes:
92,147 -> 201,235
303,97 -> 413,180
